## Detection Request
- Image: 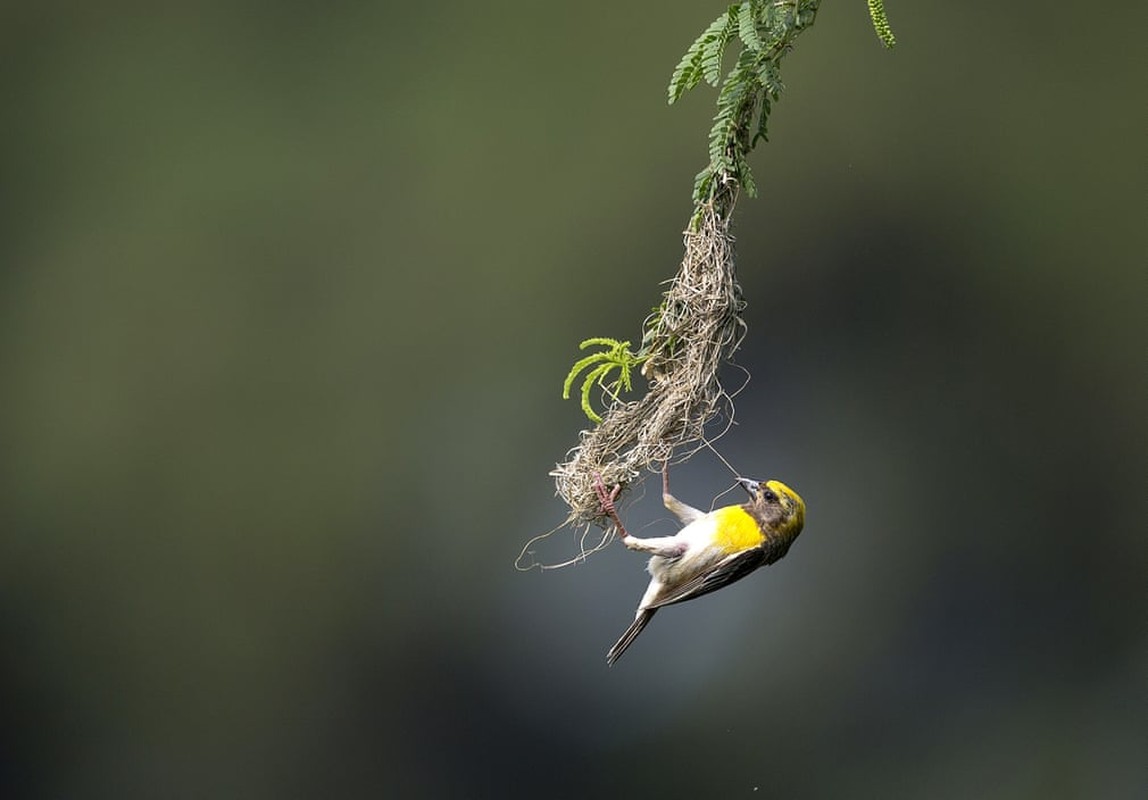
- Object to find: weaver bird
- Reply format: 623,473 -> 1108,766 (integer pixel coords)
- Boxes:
595,465 -> 806,665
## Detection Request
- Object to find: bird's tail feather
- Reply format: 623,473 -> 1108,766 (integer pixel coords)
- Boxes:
606,609 -> 656,666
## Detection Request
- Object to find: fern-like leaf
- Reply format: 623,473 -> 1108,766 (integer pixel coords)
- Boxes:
737,2 -> 763,53
562,353 -> 606,400
562,337 -> 648,423
752,95 -> 771,147
668,45 -> 704,105
670,0 -> 841,204
868,0 -> 896,48
700,7 -> 738,87
669,10 -> 734,104
708,48 -> 759,168
580,363 -> 614,423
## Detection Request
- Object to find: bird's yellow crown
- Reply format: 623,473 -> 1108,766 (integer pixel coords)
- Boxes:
766,479 -> 805,533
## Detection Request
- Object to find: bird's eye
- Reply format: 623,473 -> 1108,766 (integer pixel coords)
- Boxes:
762,489 -> 777,503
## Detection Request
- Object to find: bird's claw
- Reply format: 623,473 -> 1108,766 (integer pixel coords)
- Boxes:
592,472 -> 629,539
592,473 -> 619,514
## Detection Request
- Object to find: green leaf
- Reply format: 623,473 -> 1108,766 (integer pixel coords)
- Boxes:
757,61 -> 783,100
563,352 -> 607,400
868,0 -> 897,48
737,2 -> 763,53
580,363 -> 613,423
669,9 -> 734,104
668,1 -> 836,203
561,337 -> 647,423
700,7 -> 738,86
752,95 -> 772,147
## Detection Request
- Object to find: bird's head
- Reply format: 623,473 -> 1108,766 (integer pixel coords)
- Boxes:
737,477 -> 806,540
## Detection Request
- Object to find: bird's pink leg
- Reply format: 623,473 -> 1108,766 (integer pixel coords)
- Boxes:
595,472 -> 688,559
660,460 -> 704,525
593,473 -> 630,539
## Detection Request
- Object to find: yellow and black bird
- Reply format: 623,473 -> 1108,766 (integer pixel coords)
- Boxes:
596,466 -> 806,665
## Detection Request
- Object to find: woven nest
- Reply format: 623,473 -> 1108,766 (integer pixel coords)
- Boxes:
551,197 -> 747,528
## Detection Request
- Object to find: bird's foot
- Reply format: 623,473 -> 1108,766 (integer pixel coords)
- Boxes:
592,473 -> 629,539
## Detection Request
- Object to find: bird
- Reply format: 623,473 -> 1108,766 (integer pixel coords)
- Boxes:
594,464 -> 806,665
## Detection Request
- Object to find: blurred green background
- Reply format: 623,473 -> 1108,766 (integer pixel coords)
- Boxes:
1,2 -> 1144,798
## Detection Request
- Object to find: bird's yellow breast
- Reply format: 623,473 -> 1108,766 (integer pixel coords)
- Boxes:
711,505 -> 765,553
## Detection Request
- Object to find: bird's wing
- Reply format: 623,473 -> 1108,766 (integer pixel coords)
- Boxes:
648,538 -> 791,609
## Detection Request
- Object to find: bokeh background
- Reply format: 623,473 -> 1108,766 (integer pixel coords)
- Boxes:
1,2 -> 1144,798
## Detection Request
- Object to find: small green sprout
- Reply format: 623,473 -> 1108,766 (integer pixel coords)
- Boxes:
562,338 -> 648,423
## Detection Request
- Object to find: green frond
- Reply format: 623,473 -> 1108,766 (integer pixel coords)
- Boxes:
738,156 -> 757,197
700,8 -> 738,87
795,1 -> 819,28
562,352 -> 609,399
669,9 -> 734,104
667,46 -> 704,105
580,363 -> 613,423
673,1 -> 839,204
578,337 -> 623,350
868,0 -> 897,48
700,45 -> 761,197
611,357 -> 634,393
562,337 -> 648,423
757,61 -> 783,100
758,0 -> 783,30
737,2 -> 763,53
693,166 -> 715,202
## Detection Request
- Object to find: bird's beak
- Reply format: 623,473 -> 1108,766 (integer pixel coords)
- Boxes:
737,477 -> 759,495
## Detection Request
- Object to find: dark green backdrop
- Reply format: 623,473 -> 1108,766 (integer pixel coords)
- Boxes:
1,3 -> 1144,798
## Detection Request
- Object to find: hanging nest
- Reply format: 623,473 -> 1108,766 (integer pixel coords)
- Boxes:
519,1 -> 835,571
551,193 -> 747,529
